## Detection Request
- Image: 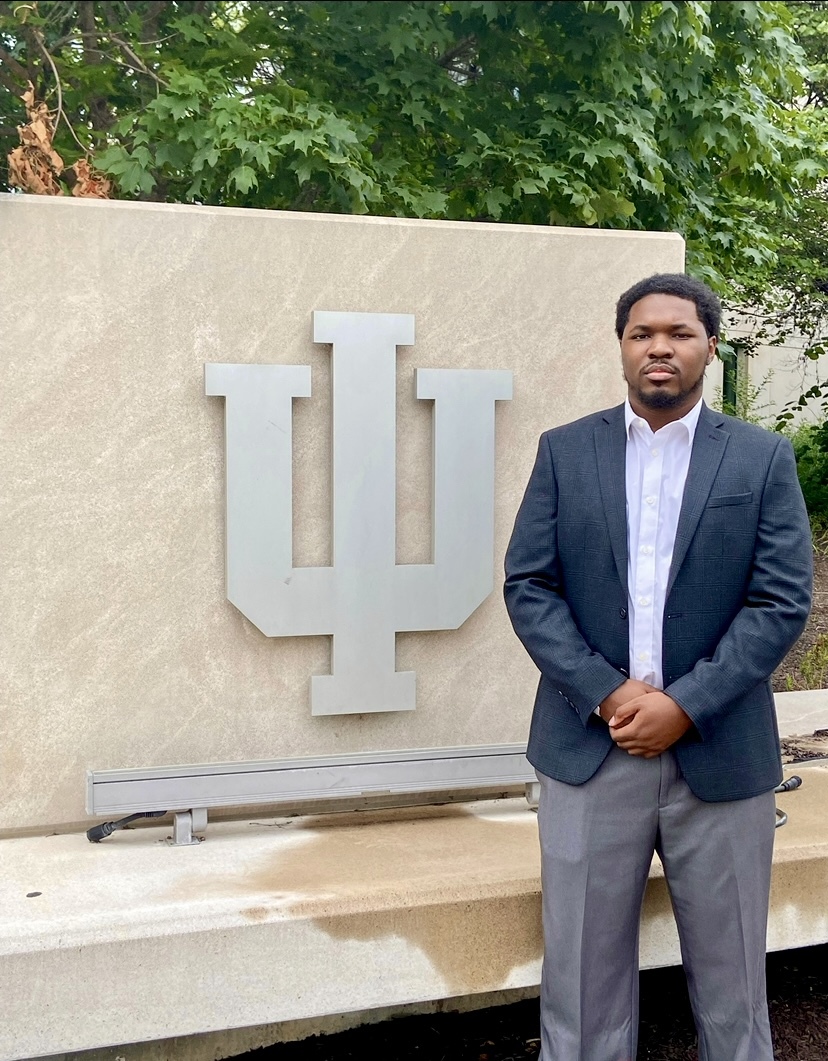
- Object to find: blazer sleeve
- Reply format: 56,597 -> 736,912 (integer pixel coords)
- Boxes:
665,435 -> 813,740
504,432 -> 627,726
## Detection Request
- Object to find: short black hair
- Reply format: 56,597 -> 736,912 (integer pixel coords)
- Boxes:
615,273 -> 721,339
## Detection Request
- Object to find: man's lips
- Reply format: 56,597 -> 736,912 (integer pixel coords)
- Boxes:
643,365 -> 676,381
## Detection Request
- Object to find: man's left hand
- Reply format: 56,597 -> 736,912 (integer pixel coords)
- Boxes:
608,692 -> 693,757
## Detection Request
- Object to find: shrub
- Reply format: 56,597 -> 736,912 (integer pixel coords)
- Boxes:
790,417 -> 828,540
785,633 -> 828,691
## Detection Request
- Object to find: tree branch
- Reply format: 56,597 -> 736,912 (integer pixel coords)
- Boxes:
0,63 -> 22,94
0,41 -> 30,82
139,0 -> 168,37
108,33 -> 168,87
22,25 -> 40,88
78,1 -> 101,61
96,3 -> 168,88
30,26 -> 92,154
78,0 -> 115,130
436,35 -> 477,70
30,30 -> 63,137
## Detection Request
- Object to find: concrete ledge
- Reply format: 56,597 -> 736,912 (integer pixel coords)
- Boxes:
774,689 -> 828,739
2,765 -> 828,1061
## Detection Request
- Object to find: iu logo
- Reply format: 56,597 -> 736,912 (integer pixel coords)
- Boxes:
206,312 -> 512,715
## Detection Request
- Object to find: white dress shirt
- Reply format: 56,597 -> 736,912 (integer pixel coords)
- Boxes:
624,397 -> 702,689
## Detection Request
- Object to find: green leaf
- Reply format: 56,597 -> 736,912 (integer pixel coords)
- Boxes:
277,129 -> 325,153
401,100 -> 432,130
170,14 -> 209,43
95,146 -> 130,173
382,22 -> 417,60
795,158 -> 826,179
603,2 -> 632,27
167,72 -> 209,96
122,162 -> 155,195
483,188 -> 512,218
455,150 -> 479,168
536,164 -> 567,184
538,117 -> 567,136
169,96 -> 198,121
409,189 -> 448,216
229,165 -> 258,194
513,178 -> 544,196
293,157 -> 315,185
191,145 -> 221,172
319,115 -> 360,144
155,142 -> 191,169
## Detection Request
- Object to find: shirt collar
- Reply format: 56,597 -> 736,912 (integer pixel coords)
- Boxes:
624,396 -> 704,442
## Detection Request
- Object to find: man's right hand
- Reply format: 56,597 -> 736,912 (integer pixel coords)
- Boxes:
598,679 -> 656,725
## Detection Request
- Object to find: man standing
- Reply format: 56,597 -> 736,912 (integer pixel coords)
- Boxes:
504,274 -> 813,1061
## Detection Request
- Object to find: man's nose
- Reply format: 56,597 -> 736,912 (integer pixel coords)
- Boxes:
647,334 -> 674,357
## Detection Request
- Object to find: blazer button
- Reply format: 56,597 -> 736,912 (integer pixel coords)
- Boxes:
619,607 -> 627,619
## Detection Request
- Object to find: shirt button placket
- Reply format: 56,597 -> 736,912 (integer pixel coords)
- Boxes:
638,444 -> 661,679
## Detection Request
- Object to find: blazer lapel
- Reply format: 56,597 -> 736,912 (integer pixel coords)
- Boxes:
667,403 -> 730,596
595,404 -> 629,598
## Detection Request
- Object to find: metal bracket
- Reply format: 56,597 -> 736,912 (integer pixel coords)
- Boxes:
169,808 -> 208,846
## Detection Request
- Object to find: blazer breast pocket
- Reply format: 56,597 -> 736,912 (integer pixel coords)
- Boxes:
707,491 -> 754,508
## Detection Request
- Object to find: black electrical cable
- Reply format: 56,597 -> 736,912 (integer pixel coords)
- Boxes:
773,775 -> 802,829
86,810 -> 167,843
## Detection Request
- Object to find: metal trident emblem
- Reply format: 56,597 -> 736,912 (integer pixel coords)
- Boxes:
206,312 -> 512,715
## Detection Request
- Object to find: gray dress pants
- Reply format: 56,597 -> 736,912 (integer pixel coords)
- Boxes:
536,745 -> 776,1061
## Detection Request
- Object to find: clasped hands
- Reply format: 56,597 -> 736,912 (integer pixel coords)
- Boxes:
598,679 -> 692,758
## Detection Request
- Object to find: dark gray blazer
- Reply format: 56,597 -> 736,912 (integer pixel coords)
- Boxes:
504,402 -> 813,802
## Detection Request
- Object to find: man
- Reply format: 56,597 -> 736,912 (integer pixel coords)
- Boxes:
504,273 -> 813,1061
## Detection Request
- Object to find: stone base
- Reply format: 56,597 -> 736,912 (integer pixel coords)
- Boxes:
2,765 -> 827,1061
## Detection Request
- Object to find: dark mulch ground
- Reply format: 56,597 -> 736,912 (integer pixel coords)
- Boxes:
237,944 -> 828,1060
235,558 -> 828,1061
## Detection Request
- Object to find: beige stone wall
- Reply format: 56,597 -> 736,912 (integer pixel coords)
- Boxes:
0,195 -> 683,831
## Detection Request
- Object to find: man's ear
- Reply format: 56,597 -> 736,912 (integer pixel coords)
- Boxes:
707,336 -> 718,364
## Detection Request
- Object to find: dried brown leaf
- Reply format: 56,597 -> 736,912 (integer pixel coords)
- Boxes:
69,159 -> 112,199
7,145 -> 62,195
6,81 -> 66,194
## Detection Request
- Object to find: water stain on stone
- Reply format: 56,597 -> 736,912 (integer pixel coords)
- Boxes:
168,804 -> 544,996
312,891 -> 543,996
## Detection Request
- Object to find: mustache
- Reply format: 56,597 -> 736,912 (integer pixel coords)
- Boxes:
643,362 -> 677,375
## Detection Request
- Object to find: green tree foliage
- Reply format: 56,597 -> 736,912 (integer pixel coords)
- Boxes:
789,0 -> 828,107
725,3 -> 828,385
790,418 -> 828,528
0,0 -> 819,289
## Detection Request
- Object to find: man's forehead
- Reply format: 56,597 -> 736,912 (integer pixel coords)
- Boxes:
627,293 -> 702,325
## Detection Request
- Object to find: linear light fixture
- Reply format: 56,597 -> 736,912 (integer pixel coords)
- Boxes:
87,744 -> 538,846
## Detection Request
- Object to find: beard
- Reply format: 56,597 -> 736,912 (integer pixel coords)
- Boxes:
625,370 -> 705,410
